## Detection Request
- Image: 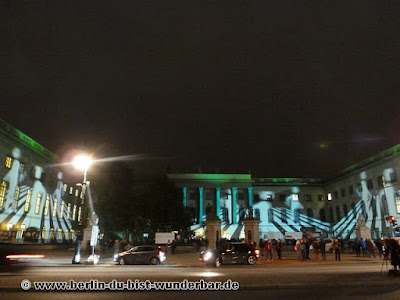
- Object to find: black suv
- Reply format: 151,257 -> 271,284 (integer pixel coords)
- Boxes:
199,242 -> 260,267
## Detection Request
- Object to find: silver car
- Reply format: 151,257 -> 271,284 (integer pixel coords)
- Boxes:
114,245 -> 166,265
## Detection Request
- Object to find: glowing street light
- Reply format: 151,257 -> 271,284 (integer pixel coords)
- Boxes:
72,154 -> 99,264
73,155 -> 92,183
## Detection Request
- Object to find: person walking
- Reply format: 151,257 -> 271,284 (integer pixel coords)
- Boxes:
276,239 -> 283,260
366,238 -> 375,258
319,238 -> 326,260
333,238 -> 341,261
265,239 -> 273,260
312,239 -> 320,260
294,240 -> 302,261
360,238 -> 367,257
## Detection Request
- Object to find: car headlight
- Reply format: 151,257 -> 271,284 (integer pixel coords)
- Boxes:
113,254 -> 119,261
204,251 -> 213,261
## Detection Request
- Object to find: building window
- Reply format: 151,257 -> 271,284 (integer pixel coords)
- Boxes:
12,186 -> 20,210
367,179 -> 373,190
75,189 -> 79,197
341,189 -> 346,197
238,193 -> 245,200
318,194 -> 324,201
69,187 -> 73,195
53,199 -> 58,217
377,176 -> 384,187
336,206 -> 341,221
44,195 -> 50,216
327,193 -> 332,201
206,192 -> 213,200
78,206 -> 82,222
72,205 -> 77,221
390,171 -> 398,183
0,181 -> 6,207
67,203 -> 71,220
5,156 -> 12,168
349,186 -> 354,195
329,207 -> 334,222
319,208 -> 326,222
396,196 -> 400,214
19,163 -> 25,174
35,193 -> 42,214
343,204 -> 348,216
189,192 -> 197,200
334,191 -> 339,199
60,201 -> 65,218
24,189 -> 32,212
305,194 -> 312,202
64,184 -> 68,193
292,194 -> 299,201
279,194 -> 286,202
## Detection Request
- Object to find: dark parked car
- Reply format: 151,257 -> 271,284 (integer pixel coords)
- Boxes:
114,245 -> 166,265
199,242 -> 260,267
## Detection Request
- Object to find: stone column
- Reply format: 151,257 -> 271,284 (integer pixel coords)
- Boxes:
198,187 -> 204,225
243,210 -> 261,247
205,215 -> 221,250
215,187 -> 221,218
232,187 -> 237,224
182,187 -> 187,207
247,187 -> 253,207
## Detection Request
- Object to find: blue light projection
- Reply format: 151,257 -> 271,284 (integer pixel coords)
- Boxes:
1,147 -> 73,242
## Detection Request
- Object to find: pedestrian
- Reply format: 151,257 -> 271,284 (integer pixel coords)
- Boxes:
375,238 -> 384,258
360,238 -> 367,257
319,238 -> 326,260
333,238 -> 341,261
259,239 -> 265,256
276,239 -> 283,260
312,239 -> 320,261
300,238 -> 308,261
390,239 -> 400,271
171,239 -> 177,254
366,238 -> 375,258
353,238 -> 361,257
113,239 -> 121,255
294,240 -> 302,261
265,239 -> 273,260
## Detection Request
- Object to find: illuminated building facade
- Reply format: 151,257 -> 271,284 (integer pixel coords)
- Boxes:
0,119 -> 83,243
168,145 -> 400,240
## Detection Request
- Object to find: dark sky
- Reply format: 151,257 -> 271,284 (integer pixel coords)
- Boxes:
1,1 -> 400,179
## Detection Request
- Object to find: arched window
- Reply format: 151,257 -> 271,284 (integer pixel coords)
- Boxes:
268,208 -> 274,223
329,207 -> 334,222
294,209 -> 300,223
343,204 -> 348,216
336,206 -> 341,221
255,208 -> 260,220
307,208 -> 313,222
319,208 -> 326,222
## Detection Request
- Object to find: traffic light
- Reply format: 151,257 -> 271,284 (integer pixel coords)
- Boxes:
389,216 -> 398,227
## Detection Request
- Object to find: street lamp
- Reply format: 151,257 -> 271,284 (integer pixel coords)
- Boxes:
72,154 -> 99,264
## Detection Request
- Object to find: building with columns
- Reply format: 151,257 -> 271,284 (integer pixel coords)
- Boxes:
168,145 -> 400,240
0,119 -> 84,243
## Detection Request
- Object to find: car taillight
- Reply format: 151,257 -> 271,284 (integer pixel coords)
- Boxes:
254,249 -> 260,256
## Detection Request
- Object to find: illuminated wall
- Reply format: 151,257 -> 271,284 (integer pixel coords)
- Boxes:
169,145 -> 400,240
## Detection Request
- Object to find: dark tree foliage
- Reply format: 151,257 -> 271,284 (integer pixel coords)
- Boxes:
135,175 -> 191,232
92,163 -> 190,234
93,161 -> 137,232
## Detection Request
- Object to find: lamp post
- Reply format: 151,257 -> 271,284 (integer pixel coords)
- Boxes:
72,154 -> 99,264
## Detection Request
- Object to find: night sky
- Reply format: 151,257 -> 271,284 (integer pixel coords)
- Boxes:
1,1 -> 400,179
